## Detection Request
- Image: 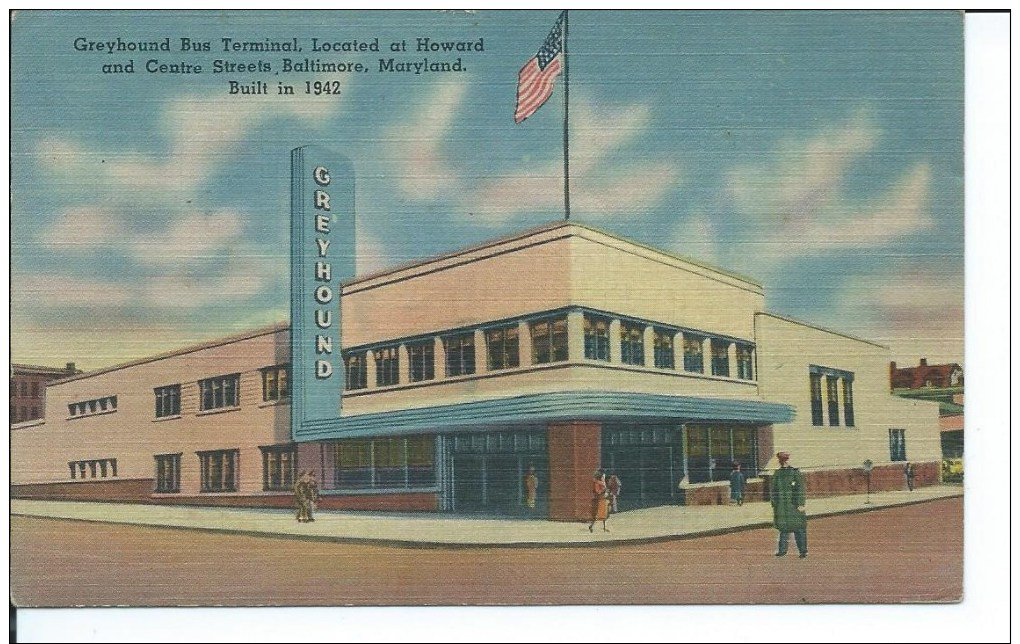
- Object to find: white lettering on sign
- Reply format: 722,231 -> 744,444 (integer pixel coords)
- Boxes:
311,164 -> 335,380
313,165 -> 331,186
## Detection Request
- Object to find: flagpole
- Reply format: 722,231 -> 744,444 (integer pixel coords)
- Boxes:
562,9 -> 570,221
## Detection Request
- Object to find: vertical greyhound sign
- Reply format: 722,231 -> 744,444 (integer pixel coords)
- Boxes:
290,145 -> 356,437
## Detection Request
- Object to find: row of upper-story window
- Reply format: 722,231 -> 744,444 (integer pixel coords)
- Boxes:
809,365 -> 856,428
341,309 -> 756,391
64,365 -> 291,420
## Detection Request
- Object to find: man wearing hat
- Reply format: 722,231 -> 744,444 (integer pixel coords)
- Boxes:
770,451 -> 807,558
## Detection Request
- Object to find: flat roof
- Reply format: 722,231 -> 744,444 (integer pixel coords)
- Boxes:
48,322 -> 289,385
344,221 -> 763,291
755,312 -> 889,349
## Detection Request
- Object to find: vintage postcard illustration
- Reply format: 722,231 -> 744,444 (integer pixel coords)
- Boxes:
11,9 -> 966,612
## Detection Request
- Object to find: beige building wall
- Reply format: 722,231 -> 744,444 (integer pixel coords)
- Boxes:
568,231 -> 764,340
754,313 -> 941,470
341,229 -> 573,347
11,326 -> 292,493
335,225 -> 769,415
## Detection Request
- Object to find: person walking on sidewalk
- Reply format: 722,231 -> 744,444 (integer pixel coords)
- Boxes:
588,471 -> 610,532
904,462 -> 916,491
729,462 -> 746,506
770,452 -> 807,558
307,471 -> 320,522
524,465 -> 539,510
294,470 -> 311,523
607,471 -> 622,513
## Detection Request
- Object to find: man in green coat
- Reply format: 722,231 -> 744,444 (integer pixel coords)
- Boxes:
770,451 -> 807,558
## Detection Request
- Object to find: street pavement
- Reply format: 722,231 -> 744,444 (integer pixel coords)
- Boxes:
10,484 -> 961,547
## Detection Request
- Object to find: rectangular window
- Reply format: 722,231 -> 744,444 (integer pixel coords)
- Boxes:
261,445 -> 298,492
198,449 -> 238,492
407,340 -> 436,383
444,332 -> 476,377
826,375 -> 840,426
344,352 -> 368,390
683,334 -> 704,373
329,435 -> 435,490
374,346 -> 400,387
67,395 -> 118,418
889,429 -> 907,462
736,344 -> 754,380
810,373 -> 824,426
843,378 -> 855,427
653,328 -> 675,369
584,314 -> 611,361
710,339 -> 730,377
154,384 -> 181,418
68,458 -> 118,480
199,374 -> 240,411
530,316 -> 568,364
30,382 -> 39,398
486,325 -> 520,371
260,364 -> 290,402
620,322 -> 645,366
154,454 -> 181,493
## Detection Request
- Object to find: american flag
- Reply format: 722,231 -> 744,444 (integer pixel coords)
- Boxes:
514,11 -> 566,124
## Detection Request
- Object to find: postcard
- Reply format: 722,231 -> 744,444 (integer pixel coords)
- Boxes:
10,9 -> 969,616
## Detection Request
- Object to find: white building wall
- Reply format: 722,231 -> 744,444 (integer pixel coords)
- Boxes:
754,313 -> 941,470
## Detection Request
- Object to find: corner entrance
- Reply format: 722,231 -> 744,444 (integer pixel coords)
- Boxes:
445,429 -> 548,516
601,424 -> 682,510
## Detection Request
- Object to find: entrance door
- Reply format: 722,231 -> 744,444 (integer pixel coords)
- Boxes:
452,454 -> 485,513
486,455 -> 522,515
604,445 -> 677,510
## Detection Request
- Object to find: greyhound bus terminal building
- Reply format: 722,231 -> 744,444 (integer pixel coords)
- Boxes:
11,221 -> 943,520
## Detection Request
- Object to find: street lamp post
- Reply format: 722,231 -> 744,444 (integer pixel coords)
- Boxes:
863,459 -> 874,504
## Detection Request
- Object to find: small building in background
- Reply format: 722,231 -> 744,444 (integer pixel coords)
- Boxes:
891,358 -> 964,466
10,362 -> 80,424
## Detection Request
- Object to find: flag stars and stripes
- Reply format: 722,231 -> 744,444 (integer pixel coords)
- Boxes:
514,11 -> 566,124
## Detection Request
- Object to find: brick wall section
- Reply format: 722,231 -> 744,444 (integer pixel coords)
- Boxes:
12,479 -> 154,502
547,421 -> 602,521
681,462 -> 942,506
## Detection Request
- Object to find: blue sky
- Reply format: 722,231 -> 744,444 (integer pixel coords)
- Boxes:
10,10 -> 964,370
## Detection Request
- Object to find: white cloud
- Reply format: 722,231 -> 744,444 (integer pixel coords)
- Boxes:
670,212 -> 720,266
821,270 -> 964,364
131,210 -> 247,265
378,85 -> 679,224
718,111 -> 934,286
726,109 -> 879,224
386,80 -> 469,199
468,94 -> 680,222
787,162 -> 933,250
46,207 -> 126,250
11,275 -> 133,310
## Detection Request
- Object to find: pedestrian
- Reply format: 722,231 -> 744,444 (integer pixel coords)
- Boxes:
904,462 -> 915,491
729,462 -> 746,506
524,465 -> 539,510
307,470 -> 320,522
294,470 -> 310,523
770,451 -> 807,558
607,471 -> 622,513
588,471 -> 610,533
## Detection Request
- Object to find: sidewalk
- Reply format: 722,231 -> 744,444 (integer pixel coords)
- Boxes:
11,485 -> 961,548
